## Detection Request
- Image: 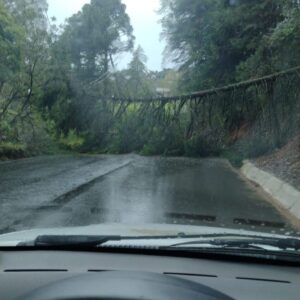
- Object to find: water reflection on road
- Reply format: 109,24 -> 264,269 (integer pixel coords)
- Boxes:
30,157 -> 296,234
0,155 -> 298,235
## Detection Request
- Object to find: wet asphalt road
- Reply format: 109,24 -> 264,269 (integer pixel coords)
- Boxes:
0,154 -> 298,235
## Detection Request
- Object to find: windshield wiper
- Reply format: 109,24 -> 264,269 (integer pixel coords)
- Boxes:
17,234 -> 300,252
19,235 -> 121,247
18,233 -> 264,247
161,237 -> 300,252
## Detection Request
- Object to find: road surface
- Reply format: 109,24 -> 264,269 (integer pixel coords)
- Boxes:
0,154 -> 298,235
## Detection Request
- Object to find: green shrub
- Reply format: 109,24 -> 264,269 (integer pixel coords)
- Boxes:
223,134 -> 275,167
0,142 -> 26,159
141,126 -> 184,156
233,135 -> 273,159
221,149 -> 244,168
184,131 -> 225,157
59,129 -> 84,151
141,143 -> 161,156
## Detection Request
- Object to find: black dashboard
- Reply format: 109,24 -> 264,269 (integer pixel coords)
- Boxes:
0,250 -> 299,299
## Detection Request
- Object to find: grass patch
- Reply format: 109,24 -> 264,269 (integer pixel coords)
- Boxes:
0,142 -> 26,160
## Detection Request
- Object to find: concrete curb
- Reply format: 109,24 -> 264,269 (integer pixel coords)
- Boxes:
241,160 -> 300,221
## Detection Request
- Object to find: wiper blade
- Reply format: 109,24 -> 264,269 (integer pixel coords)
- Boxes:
19,235 -> 121,247
161,237 -> 300,251
277,238 -> 300,250
19,233 -> 264,247
17,233 -> 300,252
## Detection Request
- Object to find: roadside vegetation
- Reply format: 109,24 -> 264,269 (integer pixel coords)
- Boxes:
0,0 -> 299,165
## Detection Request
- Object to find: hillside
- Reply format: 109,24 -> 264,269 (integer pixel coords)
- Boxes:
254,134 -> 300,190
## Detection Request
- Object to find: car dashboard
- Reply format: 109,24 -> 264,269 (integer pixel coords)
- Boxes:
0,249 -> 299,299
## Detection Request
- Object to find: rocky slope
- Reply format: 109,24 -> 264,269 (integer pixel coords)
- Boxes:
254,134 -> 300,191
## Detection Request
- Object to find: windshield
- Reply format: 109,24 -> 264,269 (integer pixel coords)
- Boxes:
0,0 -> 300,254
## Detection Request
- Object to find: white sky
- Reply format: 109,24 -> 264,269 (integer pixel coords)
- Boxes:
48,0 -> 167,70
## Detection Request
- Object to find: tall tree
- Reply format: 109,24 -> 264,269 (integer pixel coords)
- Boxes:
45,0 -> 135,150
160,0 -> 284,90
237,0 -> 300,77
126,46 -> 153,98
2,0 -> 50,119
0,1 -> 23,90
62,0 -> 134,83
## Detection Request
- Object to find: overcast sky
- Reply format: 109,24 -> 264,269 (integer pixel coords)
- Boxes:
48,0 -> 167,71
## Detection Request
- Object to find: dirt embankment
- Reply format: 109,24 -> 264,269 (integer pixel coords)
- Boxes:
254,134 -> 300,191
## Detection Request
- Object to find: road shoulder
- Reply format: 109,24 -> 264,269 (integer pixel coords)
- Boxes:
241,160 -> 300,226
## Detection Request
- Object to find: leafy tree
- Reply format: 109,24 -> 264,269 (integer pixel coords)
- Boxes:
3,0 -> 48,32
237,0 -> 300,77
0,1 -> 23,92
2,0 -> 50,115
160,0 -> 284,90
158,0 -> 300,158
0,0 -> 53,154
44,0 -> 135,150
125,45 -> 153,98
61,0 -> 134,83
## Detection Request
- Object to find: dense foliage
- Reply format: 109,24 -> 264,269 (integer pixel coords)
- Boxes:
0,0 -> 299,161
159,0 -> 300,161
